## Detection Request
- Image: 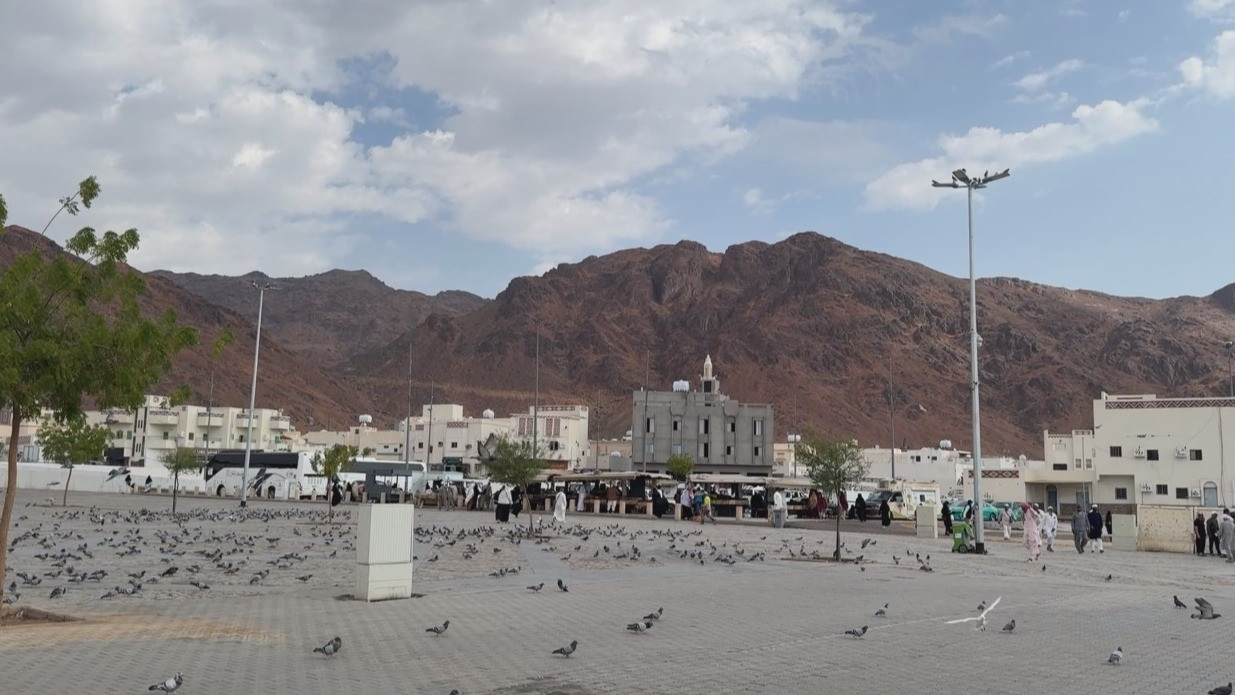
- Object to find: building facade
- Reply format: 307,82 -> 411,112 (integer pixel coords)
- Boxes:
1033,392 -> 1235,515
631,355 -> 774,475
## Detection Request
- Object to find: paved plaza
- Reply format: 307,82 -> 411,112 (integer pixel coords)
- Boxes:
2,489 -> 1234,694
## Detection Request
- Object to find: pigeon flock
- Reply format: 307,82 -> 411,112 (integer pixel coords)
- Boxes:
2,496 -> 1233,693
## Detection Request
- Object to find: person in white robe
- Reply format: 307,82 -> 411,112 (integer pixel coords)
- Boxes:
554,490 -> 568,523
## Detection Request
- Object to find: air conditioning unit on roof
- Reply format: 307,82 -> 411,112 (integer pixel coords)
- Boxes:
1175,446 -> 1189,459
1190,488 -> 1202,498
1139,483 -> 1152,492
1133,447 -> 1145,459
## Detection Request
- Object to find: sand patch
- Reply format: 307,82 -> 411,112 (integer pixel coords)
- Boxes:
0,612 -> 283,649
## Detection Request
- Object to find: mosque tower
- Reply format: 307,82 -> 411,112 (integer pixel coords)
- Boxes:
700,354 -> 720,394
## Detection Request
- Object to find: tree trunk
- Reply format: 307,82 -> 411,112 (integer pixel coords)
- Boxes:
62,465 -> 73,506
172,470 -> 179,514
0,406 -> 22,602
833,486 -> 842,560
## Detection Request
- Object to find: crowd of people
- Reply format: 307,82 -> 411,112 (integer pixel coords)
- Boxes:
1194,509 -> 1235,561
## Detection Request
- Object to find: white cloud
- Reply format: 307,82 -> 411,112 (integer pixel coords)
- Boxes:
1189,0 -> 1235,19
0,1 -> 886,278
991,51 -> 1030,70
1180,31 -> 1235,98
1013,59 -> 1085,91
864,99 -> 1159,211
912,13 -> 1007,43
1011,91 -> 1076,108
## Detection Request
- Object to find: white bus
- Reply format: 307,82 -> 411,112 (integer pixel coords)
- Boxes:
203,451 -> 326,500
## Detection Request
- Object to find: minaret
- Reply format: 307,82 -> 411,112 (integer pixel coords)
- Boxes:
701,354 -> 719,394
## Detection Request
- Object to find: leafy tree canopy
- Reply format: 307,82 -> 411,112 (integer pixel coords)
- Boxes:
666,453 -> 694,481
800,435 -> 870,497
486,436 -> 546,490
37,416 -> 110,467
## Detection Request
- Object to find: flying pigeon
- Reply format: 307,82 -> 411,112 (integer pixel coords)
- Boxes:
643,607 -> 664,621
1192,597 -> 1221,620
626,620 -> 652,633
557,578 -> 569,592
148,673 -> 183,692
1174,595 -> 1187,609
874,603 -> 888,618
314,636 -> 342,657
527,583 -> 544,592
426,620 -> 450,636
948,597 -> 1001,631
552,640 -> 578,657
1209,683 -> 1232,695
844,625 -> 868,639
1108,646 -> 1123,665
1001,619 -> 1016,633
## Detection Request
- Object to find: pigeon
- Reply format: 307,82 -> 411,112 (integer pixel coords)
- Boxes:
1192,597 -> 1222,620
148,673 -> 183,692
314,636 -> 342,657
295,574 -> 313,582
426,620 -> 450,636
160,566 -> 178,578
1209,683 -> 1233,695
1173,595 -> 1187,609
844,625 -> 868,639
626,620 -> 652,633
861,538 -> 872,549
1108,646 -> 1123,665
976,600 -> 986,612
49,586 -> 66,599
552,640 -> 578,657
874,603 -> 888,618
949,597 -> 1001,631
1001,619 -> 1016,633
643,607 -> 664,621
557,578 -> 568,592
1104,574 -> 1112,582
527,583 -> 544,592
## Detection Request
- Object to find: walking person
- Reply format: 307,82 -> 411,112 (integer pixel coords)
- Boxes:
1022,502 -> 1042,561
700,489 -> 717,525
576,485 -> 586,513
553,488 -> 567,524
1071,506 -> 1089,554
963,500 -> 975,523
879,499 -> 892,528
999,504 -> 1013,541
1087,504 -> 1105,553
771,488 -> 787,529
1195,512 -> 1208,556
679,485 -> 692,521
854,494 -> 867,522
1220,509 -> 1235,562
1042,506 -> 1058,552
495,484 -> 512,523
1208,512 -> 1221,556
941,500 -> 953,536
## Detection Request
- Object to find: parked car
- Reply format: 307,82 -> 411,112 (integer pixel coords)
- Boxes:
950,502 -> 1023,523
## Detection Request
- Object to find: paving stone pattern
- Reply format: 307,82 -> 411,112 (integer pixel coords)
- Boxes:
1,489 -> 1233,694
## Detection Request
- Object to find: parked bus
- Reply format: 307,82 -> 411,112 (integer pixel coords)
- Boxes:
203,450 -> 325,500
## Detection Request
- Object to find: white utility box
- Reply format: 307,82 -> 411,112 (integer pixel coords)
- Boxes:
355,504 -> 414,601
915,504 -> 939,539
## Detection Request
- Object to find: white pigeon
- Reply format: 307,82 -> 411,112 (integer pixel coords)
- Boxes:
148,673 -> 183,692
946,596 -> 1001,631
1108,647 -> 1123,665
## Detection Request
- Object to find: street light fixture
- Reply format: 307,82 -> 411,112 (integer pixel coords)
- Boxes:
931,167 -> 1010,554
1225,340 -> 1234,398
239,280 -> 277,508
787,434 -> 801,478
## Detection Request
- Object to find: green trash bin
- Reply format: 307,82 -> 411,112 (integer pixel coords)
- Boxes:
952,521 -> 975,553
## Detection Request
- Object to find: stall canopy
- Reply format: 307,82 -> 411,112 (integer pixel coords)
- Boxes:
532,471 -> 674,483
685,474 -> 815,489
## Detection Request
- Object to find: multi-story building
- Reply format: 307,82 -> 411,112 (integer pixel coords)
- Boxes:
631,355 -> 774,475
86,394 -> 297,472
1033,392 -> 1235,515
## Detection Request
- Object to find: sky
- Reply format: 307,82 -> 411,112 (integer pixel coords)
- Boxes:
2,1 -> 1235,299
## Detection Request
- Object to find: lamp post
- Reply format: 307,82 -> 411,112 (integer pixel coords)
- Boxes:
931,167 -> 1010,554
239,280 -> 276,508
787,434 -> 801,478
1225,340 -> 1233,397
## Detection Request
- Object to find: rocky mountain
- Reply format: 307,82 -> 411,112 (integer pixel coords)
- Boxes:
150,268 -> 486,368
2,225 -> 372,431
347,233 -> 1235,456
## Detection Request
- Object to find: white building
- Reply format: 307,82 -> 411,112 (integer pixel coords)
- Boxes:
1035,392 -> 1235,515
85,394 -> 297,474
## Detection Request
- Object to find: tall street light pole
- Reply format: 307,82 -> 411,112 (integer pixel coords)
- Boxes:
240,280 -> 276,508
931,167 -> 1010,554
1225,340 -> 1234,397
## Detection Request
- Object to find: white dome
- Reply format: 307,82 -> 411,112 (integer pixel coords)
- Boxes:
358,414 -> 372,424
482,409 -> 495,419
672,380 -> 690,392
939,439 -> 953,450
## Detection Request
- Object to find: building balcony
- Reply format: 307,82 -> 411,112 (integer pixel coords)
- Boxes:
235,413 -> 256,428
144,438 -> 177,451
104,409 -> 134,425
1023,467 -> 1097,484
269,416 -> 291,431
146,409 -> 180,426
196,412 -> 225,428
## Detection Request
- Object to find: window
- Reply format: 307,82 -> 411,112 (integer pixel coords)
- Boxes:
645,418 -> 654,434
1190,449 -> 1203,461
1176,487 -> 1189,500
188,432 -> 194,441
1155,484 -> 1168,495
725,445 -> 733,456
1073,458 -> 1081,469
162,431 -> 169,440
418,442 -> 424,449
672,444 -> 682,455
1147,449 -> 1159,461
754,445 -> 762,457
1109,445 -> 1122,457
672,419 -> 680,432
728,419 -> 736,433
238,434 -> 245,443
753,420 -> 763,437
549,441 -> 560,451
699,418 -> 710,435
1052,463 -> 1068,471
450,442 -> 458,449
1114,487 -> 1127,500
699,442 -> 710,459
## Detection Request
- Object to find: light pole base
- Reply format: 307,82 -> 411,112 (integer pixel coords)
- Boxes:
974,541 -> 986,555
239,500 -> 247,508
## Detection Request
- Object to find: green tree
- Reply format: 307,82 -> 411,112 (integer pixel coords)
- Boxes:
0,178 -> 197,603
37,415 -> 110,506
799,434 -> 870,560
161,446 -> 202,514
666,453 -> 694,481
486,435 -> 547,534
319,443 -> 356,522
